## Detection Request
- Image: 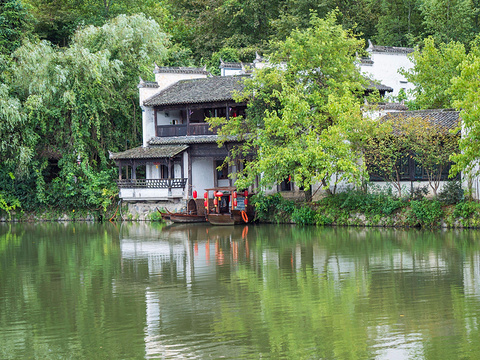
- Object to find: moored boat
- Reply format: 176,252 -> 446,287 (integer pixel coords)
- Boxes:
204,187 -> 254,226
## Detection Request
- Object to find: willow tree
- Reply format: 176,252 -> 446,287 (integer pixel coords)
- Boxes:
2,14 -> 168,211
210,12 -> 369,200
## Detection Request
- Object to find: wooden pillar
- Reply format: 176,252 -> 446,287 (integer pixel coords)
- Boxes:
132,160 -> 137,180
154,109 -> 157,137
186,107 -> 191,136
187,148 -> 192,197
168,158 -> 173,179
226,103 -> 230,121
181,154 -> 185,180
118,161 -> 122,180
168,158 -> 173,195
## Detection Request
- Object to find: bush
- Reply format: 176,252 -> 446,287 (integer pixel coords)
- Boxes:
438,180 -> 464,205
410,185 -> 429,201
291,206 -> 317,225
252,193 -> 296,222
409,199 -> 443,226
453,201 -> 480,219
320,189 -> 403,216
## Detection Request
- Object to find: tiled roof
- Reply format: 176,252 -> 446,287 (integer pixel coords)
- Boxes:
367,80 -> 393,92
148,135 -> 238,145
109,145 -> 188,160
220,61 -> 254,69
377,103 -> 409,111
367,40 -> 414,54
143,75 -> 248,107
153,65 -> 209,75
381,110 -> 460,133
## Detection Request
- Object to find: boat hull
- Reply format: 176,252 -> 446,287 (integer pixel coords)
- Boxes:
207,213 -> 244,226
169,214 -> 207,223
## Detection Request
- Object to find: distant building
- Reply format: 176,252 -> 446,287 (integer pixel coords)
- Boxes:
360,40 -> 414,99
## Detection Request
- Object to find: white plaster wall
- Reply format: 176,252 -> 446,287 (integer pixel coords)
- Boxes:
154,72 -> 207,91
119,188 -> 184,201
192,158 -> 214,194
174,163 -> 182,179
142,107 -> 155,147
221,68 -> 243,76
156,109 -> 183,126
360,52 -> 414,98
139,86 -> 159,106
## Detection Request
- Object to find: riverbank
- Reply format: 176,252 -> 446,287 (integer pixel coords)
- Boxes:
2,191 -> 480,228
252,192 -> 480,228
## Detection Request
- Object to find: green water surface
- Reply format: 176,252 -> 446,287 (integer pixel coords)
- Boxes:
1,222 -> 480,359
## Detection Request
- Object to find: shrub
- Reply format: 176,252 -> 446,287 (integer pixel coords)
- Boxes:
149,211 -> 163,222
438,180 -> 464,204
321,189 -> 403,216
316,213 -> 334,226
252,193 -> 296,222
453,201 -> 480,219
410,185 -> 429,201
409,199 -> 443,226
291,206 -> 317,225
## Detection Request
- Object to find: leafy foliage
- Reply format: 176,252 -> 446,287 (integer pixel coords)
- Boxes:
0,14 -> 168,214
409,199 -> 443,226
211,12 -> 368,200
401,37 -> 466,109
438,180 -> 464,204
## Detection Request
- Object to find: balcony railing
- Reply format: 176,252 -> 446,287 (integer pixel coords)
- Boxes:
116,178 -> 187,189
156,123 -> 215,137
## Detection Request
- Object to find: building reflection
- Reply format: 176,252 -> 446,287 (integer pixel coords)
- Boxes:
117,223 -> 480,359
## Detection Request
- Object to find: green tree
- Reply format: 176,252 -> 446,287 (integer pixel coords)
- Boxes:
420,0 -> 475,44
0,0 -> 32,55
1,14 -> 168,211
401,37 -> 466,109
449,41 -> 480,179
0,84 -> 37,176
402,115 -> 459,197
363,119 -> 407,197
210,12 -> 368,200
373,0 -> 424,47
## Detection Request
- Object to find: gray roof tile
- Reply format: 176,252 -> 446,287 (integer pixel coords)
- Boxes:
143,75 -> 248,107
109,145 -> 188,160
381,110 -> 460,133
148,135 -> 238,145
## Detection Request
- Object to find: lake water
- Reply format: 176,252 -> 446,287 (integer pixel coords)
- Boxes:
1,222 -> 480,359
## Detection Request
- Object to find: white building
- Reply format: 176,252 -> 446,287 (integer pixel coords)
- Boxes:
110,66 -> 251,210
360,40 -> 414,99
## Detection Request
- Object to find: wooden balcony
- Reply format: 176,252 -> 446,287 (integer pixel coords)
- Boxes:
116,178 -> 187,189
156,123 -> 215,137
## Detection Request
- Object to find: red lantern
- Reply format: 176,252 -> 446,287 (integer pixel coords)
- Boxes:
204,192 -> 208,200
244,197 -> 248,206
214,198 -> 218,206
244,190 -> 248,197
233,191 -> 237,199
215,191 -> 224,197
204,200 -> 208,207
233,199 -> 237,207
193,190 -> 197,200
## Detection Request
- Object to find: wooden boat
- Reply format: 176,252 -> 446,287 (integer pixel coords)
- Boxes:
204,187 -> 254,226
157,200 -> 207,223
169,213 -> 206,223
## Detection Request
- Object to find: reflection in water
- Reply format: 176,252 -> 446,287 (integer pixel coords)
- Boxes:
1,223 -> 480,359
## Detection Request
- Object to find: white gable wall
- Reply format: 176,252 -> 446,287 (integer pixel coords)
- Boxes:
360,49 -> 414,99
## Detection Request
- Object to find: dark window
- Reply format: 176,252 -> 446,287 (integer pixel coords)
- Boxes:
216,160 -> 228,180
280,177 -> 292,191
368,154 -> 457,182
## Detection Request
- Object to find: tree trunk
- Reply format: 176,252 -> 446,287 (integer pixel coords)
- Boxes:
321,179 -> 333,196
304,185 -> 312,202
